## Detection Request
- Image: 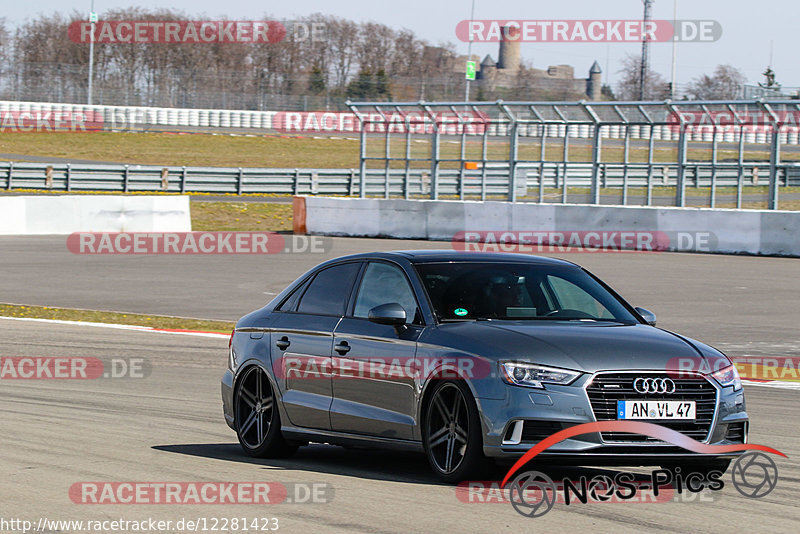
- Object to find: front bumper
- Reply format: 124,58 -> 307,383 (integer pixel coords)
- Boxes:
479,372 -> 748,461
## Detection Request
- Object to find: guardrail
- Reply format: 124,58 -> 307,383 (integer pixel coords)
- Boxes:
0,161 -> 528,198
2,161 -> 798,208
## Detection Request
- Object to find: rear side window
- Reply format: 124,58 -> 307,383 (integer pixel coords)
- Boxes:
296,262 -> 361,316
276,278 -> 311,312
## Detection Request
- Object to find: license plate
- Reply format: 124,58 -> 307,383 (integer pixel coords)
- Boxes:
617,400 -> 696,420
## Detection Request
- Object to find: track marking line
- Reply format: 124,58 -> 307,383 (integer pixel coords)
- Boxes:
0,315 -> 230,339
742,379 -> 800,390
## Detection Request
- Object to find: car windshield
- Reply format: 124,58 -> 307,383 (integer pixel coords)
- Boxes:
415,262 -> 638,323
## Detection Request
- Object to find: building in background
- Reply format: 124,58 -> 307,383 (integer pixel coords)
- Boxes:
470,26 -> 603,101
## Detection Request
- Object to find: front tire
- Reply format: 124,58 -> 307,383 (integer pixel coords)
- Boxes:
423,380 -> 488,483
234,365 -> 297,458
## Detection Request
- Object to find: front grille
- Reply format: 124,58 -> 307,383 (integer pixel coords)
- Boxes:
586,372 -> 717,443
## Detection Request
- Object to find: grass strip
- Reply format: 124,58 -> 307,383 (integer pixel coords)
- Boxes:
0,303 -> 234,334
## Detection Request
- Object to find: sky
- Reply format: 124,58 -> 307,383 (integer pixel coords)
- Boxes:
3,0 -> 795,89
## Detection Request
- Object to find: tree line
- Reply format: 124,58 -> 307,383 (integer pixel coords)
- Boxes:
0,10 -> 759,110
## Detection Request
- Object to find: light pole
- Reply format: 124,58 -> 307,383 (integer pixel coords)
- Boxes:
87,0 -> 96,105
639,0 -> 654,100
464,0 -> 476,101
669,0 -> 678,98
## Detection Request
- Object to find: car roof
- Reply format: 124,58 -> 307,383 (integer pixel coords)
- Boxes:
324,250 -> 578,267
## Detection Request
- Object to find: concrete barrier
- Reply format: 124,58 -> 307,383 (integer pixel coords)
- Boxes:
0,195 -> 192,235
294,196 -> 800,257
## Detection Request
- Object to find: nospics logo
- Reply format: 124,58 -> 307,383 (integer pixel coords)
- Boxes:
499,421 -> 785,518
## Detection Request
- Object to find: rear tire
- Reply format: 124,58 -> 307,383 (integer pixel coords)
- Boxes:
423,380 -> 489,483
234,365 -> 297,458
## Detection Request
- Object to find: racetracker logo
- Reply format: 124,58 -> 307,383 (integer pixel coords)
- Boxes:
455,19 -> 721,43
452,231 -> 717,254
272,110 -> 489,135
668,110 -> 800,134
274,354 -> 492,380
68,21 -> 285,44
669,356 -> 800,382
0,357 -> 149,380
67,232 -> 329,255
69,482 -> 333,504
67,20 -> 326,44
0,111 -> 102,132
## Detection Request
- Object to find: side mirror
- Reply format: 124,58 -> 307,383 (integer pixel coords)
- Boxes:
368,303 -> 407,326
635,307 -> 657,326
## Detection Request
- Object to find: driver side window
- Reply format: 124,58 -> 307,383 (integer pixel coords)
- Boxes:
353,262 -> 420,324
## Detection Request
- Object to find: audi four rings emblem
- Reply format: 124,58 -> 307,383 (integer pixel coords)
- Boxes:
633,377 -> 676,394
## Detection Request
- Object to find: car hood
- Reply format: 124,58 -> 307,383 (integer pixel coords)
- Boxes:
468,321 -> 726,374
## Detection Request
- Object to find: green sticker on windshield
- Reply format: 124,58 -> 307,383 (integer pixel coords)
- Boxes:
454,308 -> 468,317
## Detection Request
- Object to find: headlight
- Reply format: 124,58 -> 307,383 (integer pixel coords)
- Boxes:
500,362 -> 581,389
711,364 -> 742,391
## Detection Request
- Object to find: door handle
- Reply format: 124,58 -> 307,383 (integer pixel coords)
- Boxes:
334,341 -> 351,355
275,336 -> 290,350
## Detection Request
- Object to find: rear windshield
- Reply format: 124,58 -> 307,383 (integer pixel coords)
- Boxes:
414,262 -> 637,323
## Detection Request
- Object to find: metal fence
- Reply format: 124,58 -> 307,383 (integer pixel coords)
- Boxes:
3,161 -> 799,209
347,99 -> 800,209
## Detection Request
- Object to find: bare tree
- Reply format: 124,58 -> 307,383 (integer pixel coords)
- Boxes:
355,22 -> 395,74
685,64 -> 745,100
0,18 -> 9,62
616,54 -> 668,101
325,17 -> 357,93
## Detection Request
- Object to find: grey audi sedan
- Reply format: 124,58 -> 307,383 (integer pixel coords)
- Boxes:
221,251 -> 748,482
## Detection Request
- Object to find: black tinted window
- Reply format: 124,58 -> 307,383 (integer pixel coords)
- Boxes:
296,262 -> 361,316
276,278 -> 310,312
415,262 -> 636,322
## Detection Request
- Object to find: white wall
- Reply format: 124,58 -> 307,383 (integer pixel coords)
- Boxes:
0,195 -> 191,235
298,196 -> 800,257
